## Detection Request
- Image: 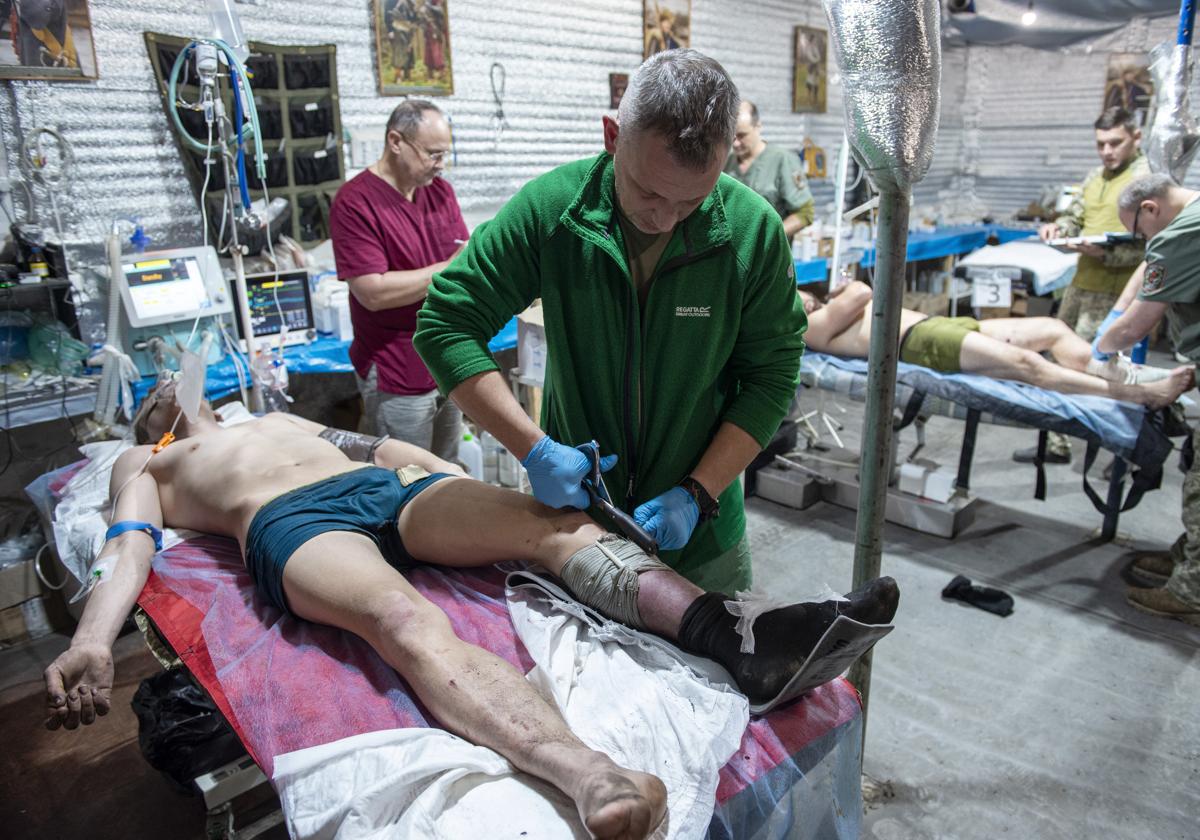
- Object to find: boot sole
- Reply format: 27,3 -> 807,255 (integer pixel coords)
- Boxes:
1126,595 -> 1200,627
1128,566 -> 1170,587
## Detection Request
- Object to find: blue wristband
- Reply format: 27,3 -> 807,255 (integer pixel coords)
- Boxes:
105,520 -> 163,551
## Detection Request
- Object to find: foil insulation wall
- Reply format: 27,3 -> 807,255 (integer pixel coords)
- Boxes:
1,0 -> 970,256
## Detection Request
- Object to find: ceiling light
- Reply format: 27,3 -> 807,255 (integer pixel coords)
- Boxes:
1021,1 -> 1037,26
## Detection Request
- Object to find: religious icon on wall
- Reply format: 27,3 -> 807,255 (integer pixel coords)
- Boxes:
609,73 -> 629,110
0,0 -> 99,80
643,1 -> 691,59
374,0 -> 453,96
792,26 -> 827,114
1103,53 -> 1153,125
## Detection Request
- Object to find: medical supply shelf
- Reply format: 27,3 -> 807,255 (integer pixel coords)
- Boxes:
795,224 -> 1035,284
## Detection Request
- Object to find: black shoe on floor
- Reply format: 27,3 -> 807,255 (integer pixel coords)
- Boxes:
1012,445 -> 1070,465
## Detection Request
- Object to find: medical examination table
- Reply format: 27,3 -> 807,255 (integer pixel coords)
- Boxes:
790,352 -> 1185,540
30,455 -> 867,840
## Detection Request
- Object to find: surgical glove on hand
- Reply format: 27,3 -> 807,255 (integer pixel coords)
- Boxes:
634,486 -> 700,551
521,435 -> 617,509
1091,308 -> 1124,361
44,643 -> 114,731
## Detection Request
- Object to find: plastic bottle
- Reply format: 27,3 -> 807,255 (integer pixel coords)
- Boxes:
480,431 -> 501,484
459,432 -> 484,480
1130,336 -> 1149,365
498,448 -> 521,488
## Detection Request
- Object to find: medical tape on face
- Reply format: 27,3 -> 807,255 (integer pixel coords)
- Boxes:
558,535 -> 671,630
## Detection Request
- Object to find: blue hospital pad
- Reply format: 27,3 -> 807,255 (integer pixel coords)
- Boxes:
800,352 -> 1172,470
133,319 -> 520,405
795,225 -> 1033,286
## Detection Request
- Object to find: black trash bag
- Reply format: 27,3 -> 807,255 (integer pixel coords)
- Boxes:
130,668 -> 246,794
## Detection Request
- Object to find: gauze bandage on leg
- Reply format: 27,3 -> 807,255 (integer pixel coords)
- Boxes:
558,536 -> 671,630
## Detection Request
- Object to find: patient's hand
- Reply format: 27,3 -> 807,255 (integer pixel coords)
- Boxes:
44,643 -> 114,731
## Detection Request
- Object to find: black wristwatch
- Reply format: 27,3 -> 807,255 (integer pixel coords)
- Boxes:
679,476 -> 720,522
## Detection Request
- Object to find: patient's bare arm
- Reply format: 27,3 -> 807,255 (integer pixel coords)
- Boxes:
44,447 -> 162,731
803,281 -> 873,349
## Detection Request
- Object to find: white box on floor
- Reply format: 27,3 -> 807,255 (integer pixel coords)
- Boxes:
517,304 -> 547,385
897,460 -> 957,504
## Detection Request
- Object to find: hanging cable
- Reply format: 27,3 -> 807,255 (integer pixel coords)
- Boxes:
490,62 -> 510,147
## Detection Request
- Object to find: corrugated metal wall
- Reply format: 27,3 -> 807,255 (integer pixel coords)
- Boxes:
0,1 -> 1194,250
967,14 -> 1200,215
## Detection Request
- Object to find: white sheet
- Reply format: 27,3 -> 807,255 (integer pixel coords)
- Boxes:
273,577 -> 749,840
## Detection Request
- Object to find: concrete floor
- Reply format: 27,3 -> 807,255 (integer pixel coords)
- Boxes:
750,376 -> 1200,840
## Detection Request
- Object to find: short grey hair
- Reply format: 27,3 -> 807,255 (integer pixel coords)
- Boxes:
1119,173 -> 1176,213
617,48 -> 739,170
386,100 -> 442,137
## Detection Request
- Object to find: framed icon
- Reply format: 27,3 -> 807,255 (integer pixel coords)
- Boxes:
0,0 -> 99,81
792,26 -> 827,114
643,0 -> 691,59
374,0 -> 454,96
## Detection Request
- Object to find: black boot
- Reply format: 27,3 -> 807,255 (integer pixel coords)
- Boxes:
677,577 -> 900,706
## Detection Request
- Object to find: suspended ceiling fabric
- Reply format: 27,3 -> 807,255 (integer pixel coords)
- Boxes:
944,0 -> 1183,47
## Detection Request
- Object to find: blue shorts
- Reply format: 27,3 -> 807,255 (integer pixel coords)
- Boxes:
244,466 -> 454,614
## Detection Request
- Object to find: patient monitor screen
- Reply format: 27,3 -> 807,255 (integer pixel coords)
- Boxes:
239,272 -> 314,339
122,256 -> 210,321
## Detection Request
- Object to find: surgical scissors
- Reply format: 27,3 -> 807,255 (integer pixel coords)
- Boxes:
579,441 -> 659,556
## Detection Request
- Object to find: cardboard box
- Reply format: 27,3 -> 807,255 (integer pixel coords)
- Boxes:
0,557 -> 41,611
517,303 -> 547,385
0,596 -> 52,647
903,291 -> 949,317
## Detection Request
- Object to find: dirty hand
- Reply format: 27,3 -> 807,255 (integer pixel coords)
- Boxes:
633,487 -> 700,551
44,643 -> 114,731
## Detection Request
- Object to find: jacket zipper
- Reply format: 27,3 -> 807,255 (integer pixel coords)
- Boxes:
622,224 -> 726,511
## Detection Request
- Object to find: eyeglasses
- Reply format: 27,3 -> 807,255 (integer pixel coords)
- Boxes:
401,135 -> 449,164
1131,204 -> 1143,240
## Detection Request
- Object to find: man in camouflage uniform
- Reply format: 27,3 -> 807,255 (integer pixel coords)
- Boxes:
724,101 -> 815,241
1096,174 -> 1200,625
1013,106 -> 1149,464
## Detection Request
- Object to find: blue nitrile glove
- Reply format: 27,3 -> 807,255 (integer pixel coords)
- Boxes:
1091,308 -> 1124,361
633,487 -> 700,551
521,436 -> 617,509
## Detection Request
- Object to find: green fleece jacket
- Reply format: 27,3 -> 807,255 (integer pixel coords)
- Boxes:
415,152 -> 807,584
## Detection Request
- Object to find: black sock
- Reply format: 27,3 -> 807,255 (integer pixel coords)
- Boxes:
677,578 -> 900,704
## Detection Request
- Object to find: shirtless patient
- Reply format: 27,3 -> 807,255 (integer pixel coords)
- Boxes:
44,383 -> 898,840
800,282 -> 1194,408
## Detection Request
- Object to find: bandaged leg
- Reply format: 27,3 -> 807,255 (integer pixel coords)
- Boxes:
558,535 -> 672,630
677,577 -> 900,709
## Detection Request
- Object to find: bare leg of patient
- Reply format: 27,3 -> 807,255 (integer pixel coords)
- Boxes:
399,478 -> 899,706
958,331 -> 1193,408
282,530 -> 667,840
977,317 -> 1093,370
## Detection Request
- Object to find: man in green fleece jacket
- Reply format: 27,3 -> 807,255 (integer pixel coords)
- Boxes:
415,49 -> 807,592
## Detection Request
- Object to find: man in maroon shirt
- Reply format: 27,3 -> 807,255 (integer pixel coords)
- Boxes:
330,100 -> 468,460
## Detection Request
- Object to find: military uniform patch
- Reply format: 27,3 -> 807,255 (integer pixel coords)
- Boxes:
1142,262 -> 1167,295
793,171 -> 808,190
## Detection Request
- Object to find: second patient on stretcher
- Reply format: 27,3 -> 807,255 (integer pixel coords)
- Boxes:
43,384 -> 899,840
800,281 -> 1195,408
